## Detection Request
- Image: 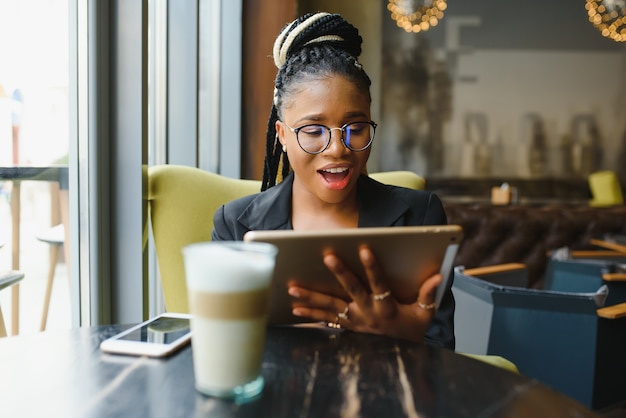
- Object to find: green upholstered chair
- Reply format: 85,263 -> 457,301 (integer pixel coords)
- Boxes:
148,165 -> 261,313
588,170 -> 624,207
364,169 -> 425,190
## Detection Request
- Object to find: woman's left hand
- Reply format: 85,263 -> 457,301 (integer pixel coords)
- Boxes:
287,245 -> 442,342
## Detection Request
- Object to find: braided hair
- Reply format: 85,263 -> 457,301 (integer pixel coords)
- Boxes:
261,12 -> 373,191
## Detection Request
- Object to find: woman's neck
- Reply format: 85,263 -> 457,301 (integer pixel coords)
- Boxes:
290,183 -> 359,231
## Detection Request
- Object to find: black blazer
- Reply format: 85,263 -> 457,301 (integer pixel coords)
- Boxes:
212,172 -> 455,349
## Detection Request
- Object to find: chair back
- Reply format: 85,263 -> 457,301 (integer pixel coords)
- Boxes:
148,165 -> 261,312
588,170 -> 624,207
368,170 -> 425,190
453,265 -> 626,409
147,165 -> 424,312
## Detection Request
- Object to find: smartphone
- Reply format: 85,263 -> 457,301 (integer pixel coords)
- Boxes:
100,313 -> 192,357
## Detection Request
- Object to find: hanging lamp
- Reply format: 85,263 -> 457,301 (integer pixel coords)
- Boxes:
387,0 -> 447,33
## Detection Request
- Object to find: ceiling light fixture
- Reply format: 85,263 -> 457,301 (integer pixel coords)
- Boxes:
387,0 -> 447,33
585,0 -> 626,42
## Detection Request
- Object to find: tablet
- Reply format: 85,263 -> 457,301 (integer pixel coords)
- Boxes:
244,225 -> 463,325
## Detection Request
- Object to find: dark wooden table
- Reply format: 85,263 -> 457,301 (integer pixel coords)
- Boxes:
0,324 -> 598,418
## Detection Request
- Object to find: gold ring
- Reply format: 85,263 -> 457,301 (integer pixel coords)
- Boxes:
372,290 -> 391,301
417,301 -> 436,310
338,305 -> 349,320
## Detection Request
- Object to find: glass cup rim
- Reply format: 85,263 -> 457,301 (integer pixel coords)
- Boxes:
182,241 -> 278,256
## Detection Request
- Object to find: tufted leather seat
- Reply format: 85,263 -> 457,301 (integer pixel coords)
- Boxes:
444,203 -> 626,288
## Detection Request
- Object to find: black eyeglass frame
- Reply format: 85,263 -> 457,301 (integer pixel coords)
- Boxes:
284,121 -> 378,155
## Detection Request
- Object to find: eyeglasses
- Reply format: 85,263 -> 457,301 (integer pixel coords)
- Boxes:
284,121 -> 377,154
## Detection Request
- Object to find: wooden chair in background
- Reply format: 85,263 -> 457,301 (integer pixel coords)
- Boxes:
0,270 -> 24,337
37,182 -> 69,331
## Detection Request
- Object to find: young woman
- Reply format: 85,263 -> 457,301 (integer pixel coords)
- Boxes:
212,12 -> 454,348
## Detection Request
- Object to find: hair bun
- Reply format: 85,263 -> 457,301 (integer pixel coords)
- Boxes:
273,12 -> 363,68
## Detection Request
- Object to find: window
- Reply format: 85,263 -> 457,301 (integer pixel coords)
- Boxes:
0,0 -> 243,335
0,0 -> 71,335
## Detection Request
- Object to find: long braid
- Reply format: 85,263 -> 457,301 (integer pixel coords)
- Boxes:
261,105 -> 281,190
261,12 -> 371,190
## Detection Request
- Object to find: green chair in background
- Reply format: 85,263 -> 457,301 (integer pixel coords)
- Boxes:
588,170 -> 624,207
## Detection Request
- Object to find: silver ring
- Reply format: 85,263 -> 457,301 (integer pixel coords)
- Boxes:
417,301 -> 436,310
372,290 -> 391,301
338,305 -> 349,320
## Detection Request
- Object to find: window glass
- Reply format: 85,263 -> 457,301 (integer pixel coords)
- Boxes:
0,0 -> 71,335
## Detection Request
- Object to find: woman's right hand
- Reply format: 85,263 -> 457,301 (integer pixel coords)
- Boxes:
288,245 -> 441,343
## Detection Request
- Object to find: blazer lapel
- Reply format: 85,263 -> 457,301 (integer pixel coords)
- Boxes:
237,173 -> 294,231
357,175 -> 411,227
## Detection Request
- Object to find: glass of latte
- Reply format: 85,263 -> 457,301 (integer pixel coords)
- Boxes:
182,241 -> 278,402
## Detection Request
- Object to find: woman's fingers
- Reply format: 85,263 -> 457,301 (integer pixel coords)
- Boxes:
324,249 -> 400,328
291,306 -> 340,323
288,254 -> 442,341
416,273 -> 443,312
358,246 -> 392,298
323,253 -> 372,306
288,285 -> 347,317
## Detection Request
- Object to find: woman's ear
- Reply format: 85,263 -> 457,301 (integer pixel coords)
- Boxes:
275,120 -> 286,148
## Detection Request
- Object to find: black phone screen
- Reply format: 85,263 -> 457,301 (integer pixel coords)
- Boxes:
118,316 -> 190,344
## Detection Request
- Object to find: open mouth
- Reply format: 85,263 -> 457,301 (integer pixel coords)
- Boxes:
318,167 -> 351,190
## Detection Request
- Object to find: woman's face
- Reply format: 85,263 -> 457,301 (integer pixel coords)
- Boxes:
276,75 -> 372,205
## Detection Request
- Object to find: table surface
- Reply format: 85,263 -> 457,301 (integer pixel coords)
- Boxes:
0,324 -> 598,418
0,165 -> 68,188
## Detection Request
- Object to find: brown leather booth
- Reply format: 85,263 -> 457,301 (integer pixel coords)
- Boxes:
444,203 -> 626,288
